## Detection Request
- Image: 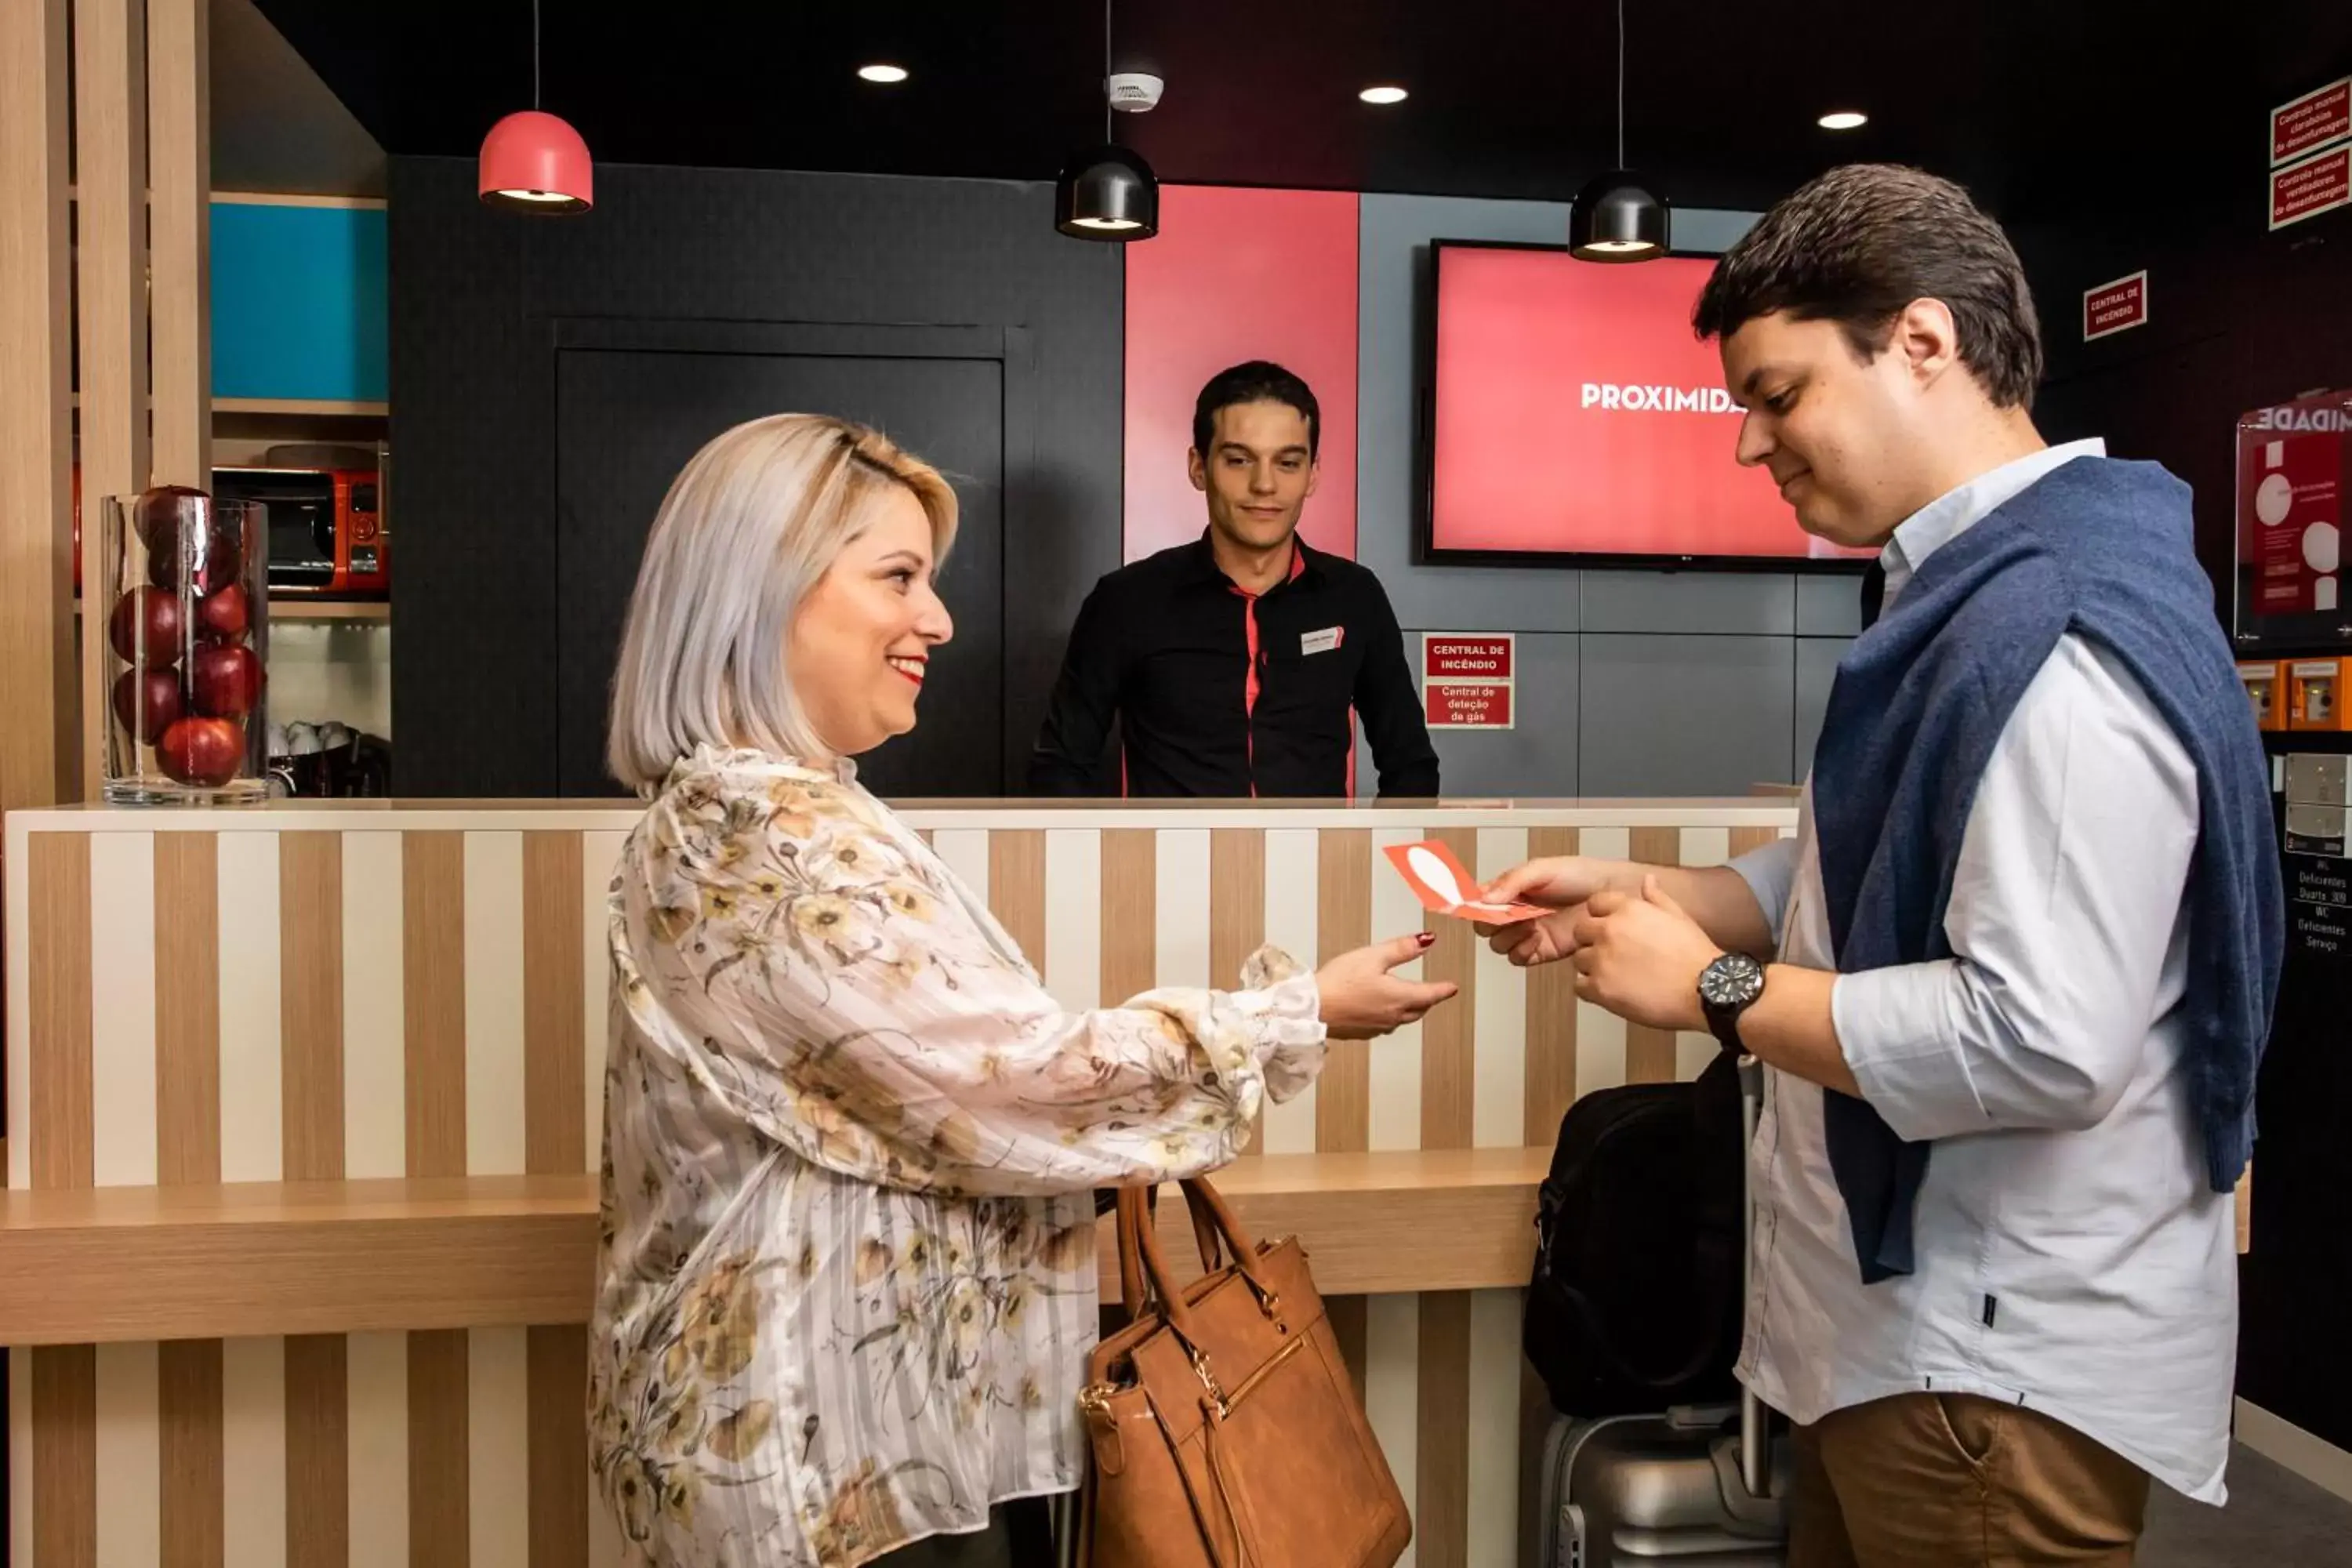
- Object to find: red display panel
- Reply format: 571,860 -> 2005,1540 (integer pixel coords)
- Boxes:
1125,186 -> 1359,561
1425,243 -> 1865,565
2237,389 -> 2350,625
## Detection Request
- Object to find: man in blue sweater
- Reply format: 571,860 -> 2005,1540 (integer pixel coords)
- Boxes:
1483,165 -> 2281,1565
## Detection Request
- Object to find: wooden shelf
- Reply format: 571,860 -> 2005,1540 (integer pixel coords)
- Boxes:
0,1150 -> 1546,1346
71,397 -> 387,417
270,597 -> 389,623
212,397 -> 387,418
71,596 -> 390,625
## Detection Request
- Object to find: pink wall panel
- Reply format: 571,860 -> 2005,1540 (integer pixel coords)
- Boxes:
1122,186 -> 1361,562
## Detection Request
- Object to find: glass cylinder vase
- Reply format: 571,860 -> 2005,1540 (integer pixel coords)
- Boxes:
100,488 -> 270,805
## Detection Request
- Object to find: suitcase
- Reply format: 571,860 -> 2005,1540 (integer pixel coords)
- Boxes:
1533,1056 -> 1790,1566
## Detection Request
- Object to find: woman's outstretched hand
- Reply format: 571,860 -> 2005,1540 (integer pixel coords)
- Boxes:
1315,931 -> 1459,1040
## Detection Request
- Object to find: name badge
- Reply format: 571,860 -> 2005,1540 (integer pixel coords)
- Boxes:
1301,626 -> 1345,656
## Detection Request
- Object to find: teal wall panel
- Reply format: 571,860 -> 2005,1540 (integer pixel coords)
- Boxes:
211,200 -> 388,402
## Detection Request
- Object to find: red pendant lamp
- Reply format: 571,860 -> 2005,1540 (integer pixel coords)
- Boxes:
479,0 -> 592,212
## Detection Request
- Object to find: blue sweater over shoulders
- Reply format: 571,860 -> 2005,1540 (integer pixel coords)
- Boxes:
1809,456 -> 2283,1283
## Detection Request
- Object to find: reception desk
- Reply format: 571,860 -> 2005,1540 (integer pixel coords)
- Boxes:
2,796 -> 1794,1566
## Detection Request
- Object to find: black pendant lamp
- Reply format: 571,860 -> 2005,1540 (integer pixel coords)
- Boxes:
1568,0 -> 1667,261
1055,0 -> 1158,240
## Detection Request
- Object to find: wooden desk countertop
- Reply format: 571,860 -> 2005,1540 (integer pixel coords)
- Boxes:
0,1149 -> 1548,1346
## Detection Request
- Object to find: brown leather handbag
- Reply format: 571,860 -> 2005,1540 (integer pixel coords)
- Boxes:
1076,1178 -> 1411,1568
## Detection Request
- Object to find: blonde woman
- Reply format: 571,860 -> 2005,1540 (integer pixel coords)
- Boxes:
590,414 -> 1453,1567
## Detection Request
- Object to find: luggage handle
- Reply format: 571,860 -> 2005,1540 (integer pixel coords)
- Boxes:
1736,1054 -> 1768,1502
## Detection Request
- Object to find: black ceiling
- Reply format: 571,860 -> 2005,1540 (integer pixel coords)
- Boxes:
256,0 -> 2352,220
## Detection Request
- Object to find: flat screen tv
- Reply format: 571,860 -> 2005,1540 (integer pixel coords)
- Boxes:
1421,240 -> 1870,570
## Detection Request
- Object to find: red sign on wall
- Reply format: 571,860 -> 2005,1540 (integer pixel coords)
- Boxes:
2271,143 -> 2352,231
1423,634 -> 1514,681
2272,77 -> 2351,166
1421,633 -> 1516,728
1425,682 -> 1513,729
2082,271 -> 2149,342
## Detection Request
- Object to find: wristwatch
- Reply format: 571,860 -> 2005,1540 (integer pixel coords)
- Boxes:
1697,952 -> 1766,1053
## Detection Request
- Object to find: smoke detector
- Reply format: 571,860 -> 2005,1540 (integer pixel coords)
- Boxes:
1108,72 -> 1164,112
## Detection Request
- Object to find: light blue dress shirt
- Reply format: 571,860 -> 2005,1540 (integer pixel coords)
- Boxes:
1730,439 -> 2238,1501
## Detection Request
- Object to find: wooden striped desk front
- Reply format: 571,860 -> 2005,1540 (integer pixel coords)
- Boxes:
3,797 -> 1794,1568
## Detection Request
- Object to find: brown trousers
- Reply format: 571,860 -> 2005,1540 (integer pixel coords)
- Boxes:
1790,1393 -> 2152,1567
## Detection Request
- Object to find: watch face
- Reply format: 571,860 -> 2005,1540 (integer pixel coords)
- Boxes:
1700,953 -> 1766,1009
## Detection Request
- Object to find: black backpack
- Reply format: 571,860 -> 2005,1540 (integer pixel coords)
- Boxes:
1523,1045 -> 1747,1418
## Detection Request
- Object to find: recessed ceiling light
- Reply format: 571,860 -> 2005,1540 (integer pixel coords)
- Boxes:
1359,85 -> 1409,106
1817,110 -> 1867,130
858,63 -> 910,85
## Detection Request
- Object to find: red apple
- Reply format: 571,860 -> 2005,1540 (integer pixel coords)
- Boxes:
111,667 -> 183,740
107,586 -> 183,666
191,643 -> 264,719
195,583 -> 251,644
143,514 -> 242,596
132,485 -> 207,554
157,716 -> 245,787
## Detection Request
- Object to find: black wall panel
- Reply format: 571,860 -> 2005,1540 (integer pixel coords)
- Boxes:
387,156 -> 1123,797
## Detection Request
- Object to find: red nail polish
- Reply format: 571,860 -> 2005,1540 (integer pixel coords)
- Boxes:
1417,931 -> 1437,948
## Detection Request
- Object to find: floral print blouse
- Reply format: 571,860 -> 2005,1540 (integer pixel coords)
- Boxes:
589,746 -> 1327,1566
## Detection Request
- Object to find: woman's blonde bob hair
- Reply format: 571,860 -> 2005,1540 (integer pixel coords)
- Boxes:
605,413 -> 957,793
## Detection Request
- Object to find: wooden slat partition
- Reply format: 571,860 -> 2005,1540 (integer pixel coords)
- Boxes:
281,832 -> 347,1183
1622,826 -> 1684,1083
403,833 -> 469,1178
0,0 -> 76,816
155,833 -> 223,1186
27,826 -> 96,1560
148,0 -> 211,490
1210,829 -> 1268,1153
34,1344 -> 97,1566
1315,829 -> 1373,1153
1100,829 -> 1156,1004
986,829 -> 1046,967
1522,826 -> 1580,1145
74,0 -> 154,797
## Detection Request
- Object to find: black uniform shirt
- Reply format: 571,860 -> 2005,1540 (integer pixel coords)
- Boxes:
1029,532 -> 1440,798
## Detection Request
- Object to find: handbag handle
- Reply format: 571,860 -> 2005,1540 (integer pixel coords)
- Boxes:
1117,1187 -> 1203,1345
1114,1185 -> 1217,1312
1104,1184 -> 1229,1311
1114,1177 -> 1279,1338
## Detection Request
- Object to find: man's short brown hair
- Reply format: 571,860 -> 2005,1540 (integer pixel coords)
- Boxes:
1693,164 -> 2044,409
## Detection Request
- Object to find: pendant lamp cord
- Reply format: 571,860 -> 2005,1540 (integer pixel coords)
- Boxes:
1103,0 -> 1114,143
1615,0 -> 1625,169
532,0 -> 543,110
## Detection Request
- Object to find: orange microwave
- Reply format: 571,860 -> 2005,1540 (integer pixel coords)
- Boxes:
211,466 -> 387,596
